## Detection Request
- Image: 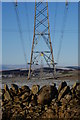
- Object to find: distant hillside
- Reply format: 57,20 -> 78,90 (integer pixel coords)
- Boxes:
65,66 -> 80,70
1,65 -> 28,71
0,65 -> 79,71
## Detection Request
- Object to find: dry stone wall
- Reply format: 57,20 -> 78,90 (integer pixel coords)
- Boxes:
0,81 -> 80,119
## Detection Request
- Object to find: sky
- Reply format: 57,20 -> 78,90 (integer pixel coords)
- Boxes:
2,2 -> 78,66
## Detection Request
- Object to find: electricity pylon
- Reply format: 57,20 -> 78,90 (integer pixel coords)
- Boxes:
28,1 -> 55,79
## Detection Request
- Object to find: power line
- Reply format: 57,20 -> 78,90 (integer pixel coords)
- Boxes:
57,3 -> 69,64
53,3 -> 58,43
24,3 -> 32,57
13,3 -> 27,67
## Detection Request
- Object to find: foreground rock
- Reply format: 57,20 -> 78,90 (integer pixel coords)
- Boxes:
1,81 -> 80,119
32,85 -> 40,95
37,85 -> 58,104
58,86 -> 71,101
58,81 -> 67,93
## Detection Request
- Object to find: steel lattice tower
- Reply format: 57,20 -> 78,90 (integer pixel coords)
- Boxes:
28,1 -> 55,79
